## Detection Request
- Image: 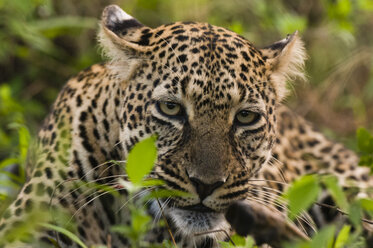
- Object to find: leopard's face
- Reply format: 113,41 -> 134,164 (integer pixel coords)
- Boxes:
100,5 -> 305,241
145,27 -> 276,237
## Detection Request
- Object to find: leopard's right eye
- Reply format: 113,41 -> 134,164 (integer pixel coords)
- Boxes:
157,101 -> 183,117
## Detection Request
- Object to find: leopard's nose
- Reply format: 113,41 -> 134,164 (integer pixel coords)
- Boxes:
189,177 -> 224,200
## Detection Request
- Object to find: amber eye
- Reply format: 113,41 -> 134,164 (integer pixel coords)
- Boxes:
235,110 -> 261,125
158,101 -> 182,116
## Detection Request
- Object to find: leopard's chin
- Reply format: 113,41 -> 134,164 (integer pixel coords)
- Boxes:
149,201 -> 231,244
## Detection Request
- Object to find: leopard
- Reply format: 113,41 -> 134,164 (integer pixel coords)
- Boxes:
0,4 -> 372,248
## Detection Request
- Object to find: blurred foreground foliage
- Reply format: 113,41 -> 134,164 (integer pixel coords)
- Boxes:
2,133 -> 372,247
1,0 -> 373,247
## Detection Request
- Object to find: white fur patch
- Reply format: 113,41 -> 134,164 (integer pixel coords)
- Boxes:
97,25 -> 142,82
149,200 -> 231,244
168,208 -> 231,243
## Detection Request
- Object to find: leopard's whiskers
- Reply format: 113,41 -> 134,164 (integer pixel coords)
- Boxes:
116,186 -> 157,213
57,174 -> 127,200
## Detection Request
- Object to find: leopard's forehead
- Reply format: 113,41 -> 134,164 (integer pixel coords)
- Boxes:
137,22 -> 271,116
143,22 -> 267,78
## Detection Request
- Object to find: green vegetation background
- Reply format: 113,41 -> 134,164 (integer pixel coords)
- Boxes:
0,0 -> 373,246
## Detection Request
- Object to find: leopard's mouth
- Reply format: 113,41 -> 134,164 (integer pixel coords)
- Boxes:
179,203 -> 216,213
149,199 -> 230,245
166,207 -> 230,245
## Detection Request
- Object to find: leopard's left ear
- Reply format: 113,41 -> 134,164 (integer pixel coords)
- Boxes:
260,32 -> 306,101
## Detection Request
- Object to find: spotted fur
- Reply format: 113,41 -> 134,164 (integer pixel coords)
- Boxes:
0,5 -> 372,248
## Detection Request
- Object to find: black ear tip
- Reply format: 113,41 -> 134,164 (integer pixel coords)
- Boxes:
102,5 -> 125,21
286,31 -> 299,42
102,5 -> 143,34
263,31 -> 300,51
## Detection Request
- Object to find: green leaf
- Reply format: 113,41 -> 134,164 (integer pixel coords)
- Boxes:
356,128 -> 373,154
284,175 -> 320,220
220,234 -> 255,248
18,125 -> 30,162
322,176 -> 348,211
145,188 -> 191,200
126,135 -> 157,185
131,207 -> 151,234
360,198 -> 373,211
8,123 -> 30,164
334,225 -> 351,248
0,158 -> 19,170
141,178 -> 165,187
111,206 -> 151,243
359,155 -> 373,167
231,234 -> 246,246
0,170 -> 24,184
0,175 -> 20,188
40,223 -> 88,248
111,225 -> 133,237
349,201 -> 362,227
310,226 -> 335,248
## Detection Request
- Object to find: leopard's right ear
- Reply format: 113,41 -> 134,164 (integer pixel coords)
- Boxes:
98,5 -> 153,62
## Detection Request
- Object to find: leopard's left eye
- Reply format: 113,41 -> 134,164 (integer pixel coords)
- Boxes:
235,110 -> 261,125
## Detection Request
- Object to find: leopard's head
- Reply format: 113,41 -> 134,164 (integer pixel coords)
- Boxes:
99,5 -> 306,243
